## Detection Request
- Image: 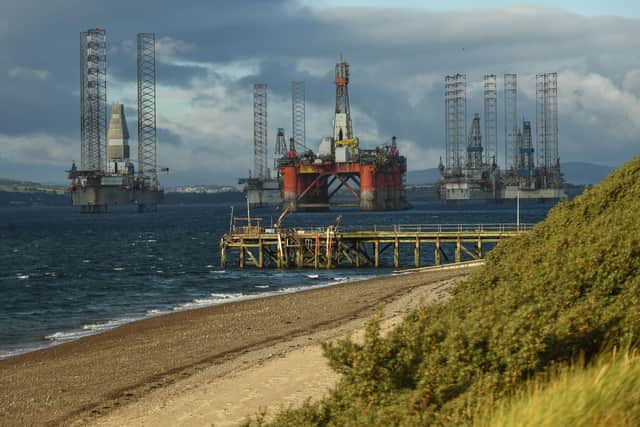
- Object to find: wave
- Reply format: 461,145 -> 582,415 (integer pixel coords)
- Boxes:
44,317 -> 138,343
173,292 -> 244,311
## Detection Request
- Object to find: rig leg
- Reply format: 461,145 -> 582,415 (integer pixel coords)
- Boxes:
414,236 -> 420,267
455,236 -> 462,263
435,237 -> 441,266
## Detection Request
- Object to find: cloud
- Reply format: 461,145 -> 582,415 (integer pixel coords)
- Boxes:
0,133 -> 75,166
8,66 -> 50,81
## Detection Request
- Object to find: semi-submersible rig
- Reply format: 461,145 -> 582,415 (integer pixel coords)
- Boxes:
241,58 -> 408,211
68,29 -> 165,212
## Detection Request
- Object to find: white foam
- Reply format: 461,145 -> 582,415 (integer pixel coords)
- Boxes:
82,319 -> 130,331
113,267 -> 125,271
255,285 -> 269,289
306,274 -> 319,279
173,292 -> 244,311
16,274 -> 29,280
44,317 -> 138,343
45,330 -> 90,342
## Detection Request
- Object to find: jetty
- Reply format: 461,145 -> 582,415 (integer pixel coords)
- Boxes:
220,215 -> 530,269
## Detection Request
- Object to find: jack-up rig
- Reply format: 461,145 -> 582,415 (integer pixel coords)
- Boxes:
68,30 -> 166,212
437,73 -> 566,201
240,58 -> 408,211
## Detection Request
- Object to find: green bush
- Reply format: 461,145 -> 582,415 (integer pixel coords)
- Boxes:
260,157 -> 640,426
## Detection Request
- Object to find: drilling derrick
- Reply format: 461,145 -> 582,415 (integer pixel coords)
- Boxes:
483,74 -> 497,166
274,127 -> 287,175
137,33 -> 158,190
515,120 -> 536,189
291,81 -> 306,149
80,28 -> 107,172
333,59 -> 352,142
253,83 -> 268,180
467,113 -> 483,170
504,74 -> 518,171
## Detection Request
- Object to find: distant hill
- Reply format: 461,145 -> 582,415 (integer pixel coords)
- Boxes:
0,178 -> 66,194
406,162 -> 614,186
406,168 -> 440,185
561,161 -> 615,185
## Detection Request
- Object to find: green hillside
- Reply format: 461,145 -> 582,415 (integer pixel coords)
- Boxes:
255,156 -> 640,425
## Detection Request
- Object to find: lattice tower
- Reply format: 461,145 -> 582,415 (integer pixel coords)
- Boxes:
253,83 -> 268,179
444,74 -> 466,170
483,74 -> 497,166
504,74 -> 518,170
137,33 -> 158,188
536,73 -> 558,170
291,81 -> 306,149
80,28 -> 107,171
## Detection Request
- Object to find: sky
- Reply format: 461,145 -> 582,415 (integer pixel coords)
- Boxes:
1,0 -> 639,185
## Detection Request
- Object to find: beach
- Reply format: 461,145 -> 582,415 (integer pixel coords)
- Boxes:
0,264 -> 478,426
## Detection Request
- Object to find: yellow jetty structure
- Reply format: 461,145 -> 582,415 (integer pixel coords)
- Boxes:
220,214 -> 530,269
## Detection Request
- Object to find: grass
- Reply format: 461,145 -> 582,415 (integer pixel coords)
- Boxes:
475,348 -> 640,427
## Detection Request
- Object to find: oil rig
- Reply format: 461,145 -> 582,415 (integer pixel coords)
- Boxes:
68,30 -> 164,212
437,73 -> 566,201
258,58 -> 407,211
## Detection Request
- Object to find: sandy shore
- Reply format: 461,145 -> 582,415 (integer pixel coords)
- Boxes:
0,263 -> 478,426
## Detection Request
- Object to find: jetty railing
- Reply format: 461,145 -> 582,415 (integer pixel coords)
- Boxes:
220,223 -> 531,270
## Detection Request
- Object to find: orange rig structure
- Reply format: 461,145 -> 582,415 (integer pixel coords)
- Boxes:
278,58 -> 409,212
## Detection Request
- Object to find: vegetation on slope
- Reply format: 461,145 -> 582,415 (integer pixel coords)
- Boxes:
475,348 -> 640,427
253,156 -> 640,426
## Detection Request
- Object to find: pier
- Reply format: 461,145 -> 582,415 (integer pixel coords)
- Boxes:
220,222 -> 530,269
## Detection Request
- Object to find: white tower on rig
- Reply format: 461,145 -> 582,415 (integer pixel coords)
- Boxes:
106,103 -> 131,175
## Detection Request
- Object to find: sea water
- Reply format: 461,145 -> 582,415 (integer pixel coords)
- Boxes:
0,200 -> 552,359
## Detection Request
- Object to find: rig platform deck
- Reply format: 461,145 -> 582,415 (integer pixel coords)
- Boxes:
220,223 -> 530,269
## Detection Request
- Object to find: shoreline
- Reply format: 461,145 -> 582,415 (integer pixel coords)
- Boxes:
0,263 -> 479,426
0,270 -> 383,361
